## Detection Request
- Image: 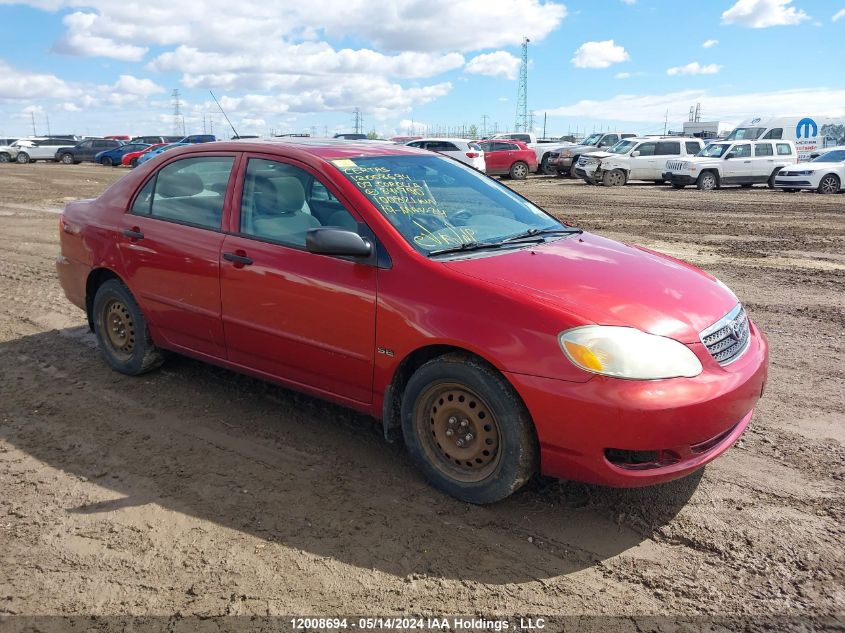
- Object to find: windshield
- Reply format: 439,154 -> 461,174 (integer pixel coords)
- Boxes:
725,127 -> 765,141
607,139 -> 637,155
697,143 -> 731,158
333,155 -> 567,255
581,133 -> 603,146
812,149 -> 845,162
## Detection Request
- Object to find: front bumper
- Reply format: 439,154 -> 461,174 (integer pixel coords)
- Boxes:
665,172 -> 697,186
505,323 -> 768,487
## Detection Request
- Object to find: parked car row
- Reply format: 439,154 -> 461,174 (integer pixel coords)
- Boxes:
0,134 -> 217,166
403,137 -> 541,180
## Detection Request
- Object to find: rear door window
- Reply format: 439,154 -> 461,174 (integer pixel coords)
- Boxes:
754,143 -> 773,157
131,156 -> 234,230
491,142 -> 512,152
655,142 -> 681,155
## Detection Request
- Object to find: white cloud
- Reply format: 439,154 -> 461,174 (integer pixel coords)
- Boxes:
833,8 -> 845,21
667,62 -> 723,76
113,74 -> 165,97
615,72 -> 631,79
0,60 -> 78,100
620,0 -> 636,4
53,12 -> 148,61
702,39 -> 719,48
721,0 -> 809,28
571,40 -> 629,69
544,87 -> 845,122
464,51 -> 521,80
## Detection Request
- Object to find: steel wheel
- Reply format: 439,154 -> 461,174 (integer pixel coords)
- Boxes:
818,174 -> 840,195
102,298 -> 136,361
416,382 -> 501,483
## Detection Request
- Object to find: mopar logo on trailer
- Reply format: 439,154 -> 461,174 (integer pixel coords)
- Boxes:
796,118 -> 818,139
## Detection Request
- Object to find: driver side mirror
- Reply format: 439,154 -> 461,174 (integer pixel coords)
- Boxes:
306,227 -> 372,257
631,150 -> 640,157
725,153 -> 736,160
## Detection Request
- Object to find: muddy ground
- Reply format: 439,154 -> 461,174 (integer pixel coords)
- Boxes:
0,163 -> 842,628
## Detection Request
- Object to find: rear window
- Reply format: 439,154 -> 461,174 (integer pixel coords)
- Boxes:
776,143 -> 793,155
755,143 -> 773,157
468,142 -> 482,152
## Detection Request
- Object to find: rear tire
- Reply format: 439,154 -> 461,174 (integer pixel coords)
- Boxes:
0,152 -> 9,163
129,158 -> 138,168
401,354 -> 538,504
696,171 -> 718,191
60,153 -> 74,165
101,156 -> 113,166
602,168 -> 627,187
92,279 -> 165,376
16,152 -> 30,164
768,169 -> 781,189
509,161 -> 529,180
817,174 -> 840,195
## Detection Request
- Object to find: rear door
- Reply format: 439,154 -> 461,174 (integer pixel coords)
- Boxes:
652,141 -> 681,179
118,153 -> 237,358
723,143 -> 753,183
481,142 -> 508,173
752,143 -> 775,182
219,155 -> 377,403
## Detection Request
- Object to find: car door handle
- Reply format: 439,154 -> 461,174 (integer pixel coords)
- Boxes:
122,228 -> 144,240
743,160 -> 752,163
223,251 -> 253,266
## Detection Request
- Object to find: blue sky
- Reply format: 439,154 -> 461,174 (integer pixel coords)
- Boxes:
0,0 -> 843,139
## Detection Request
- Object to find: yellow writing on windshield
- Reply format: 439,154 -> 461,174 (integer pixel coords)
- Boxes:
335,163 -> 445,217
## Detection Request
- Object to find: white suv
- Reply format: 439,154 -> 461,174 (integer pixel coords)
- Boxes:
0,143 -> 20,163
405,138 -> 485,171
663,140 -> 797,190
574,136 -> 704,186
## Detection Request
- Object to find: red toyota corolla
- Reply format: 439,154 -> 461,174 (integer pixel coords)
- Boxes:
57,139 -> 768,503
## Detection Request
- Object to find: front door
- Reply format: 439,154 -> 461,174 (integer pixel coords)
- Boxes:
219,156 -> 377,404
723,143 -> 753,183
629,142 -> 657,179
118,153 -> 237,358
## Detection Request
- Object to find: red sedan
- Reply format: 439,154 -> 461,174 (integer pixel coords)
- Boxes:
57,140 -> 768,503
477,139 -> 538,179
121,143 -> 166,167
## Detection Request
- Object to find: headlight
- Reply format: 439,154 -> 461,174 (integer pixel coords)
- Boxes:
559,326 -> 702,379
795,170 -> 815,175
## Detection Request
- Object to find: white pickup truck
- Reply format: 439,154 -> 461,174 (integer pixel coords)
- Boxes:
490,133 -> 575,174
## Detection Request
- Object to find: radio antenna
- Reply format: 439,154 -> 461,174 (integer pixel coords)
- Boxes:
209,90 -> 239,139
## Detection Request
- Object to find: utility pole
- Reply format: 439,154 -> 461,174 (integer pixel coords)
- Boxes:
514,37 -> 529,132
663,109 -> 668,135
30,111 -> 37,136
45,114 -> 51,137
542,112 -> 547,139
481,114 -> 489,137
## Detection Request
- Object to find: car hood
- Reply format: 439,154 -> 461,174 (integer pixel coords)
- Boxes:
582,151 -> 615,160
444,232 -> 738,343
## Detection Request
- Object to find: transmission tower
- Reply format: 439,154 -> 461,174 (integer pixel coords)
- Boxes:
172,89 -> 183,136
353,108 -> 363,134
514,37 -> 529,132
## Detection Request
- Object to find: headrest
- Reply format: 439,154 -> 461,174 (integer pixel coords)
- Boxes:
157,172 -> 204,198
274,177 -> 306,213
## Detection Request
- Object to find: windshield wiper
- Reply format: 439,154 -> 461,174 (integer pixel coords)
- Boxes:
428,241 -> 504,257
497,226 -> 582,244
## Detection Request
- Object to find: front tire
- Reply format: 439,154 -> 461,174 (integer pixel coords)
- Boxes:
92,279 -> 164,376
101,156 -> 113,166
602,168 -> 627,187
60,153 -> 74,165
509,161 -> 529,180
0,152 -> 10,163
401,354 -> 538,504
129,158 -> 138,168
16,152 -> 30,164
696,171 -> 718,191
817,174 -> 840,195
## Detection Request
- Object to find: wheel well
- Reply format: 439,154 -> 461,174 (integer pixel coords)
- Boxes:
701,169 -> 720,182
381,345 -> 495,442
85,268 -> 123,330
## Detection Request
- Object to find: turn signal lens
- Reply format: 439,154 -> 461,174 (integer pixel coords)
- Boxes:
563,340 -> 604,371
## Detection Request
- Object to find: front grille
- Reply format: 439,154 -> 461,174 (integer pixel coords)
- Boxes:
665,160 -> 687,171
700,304 -> 750,366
